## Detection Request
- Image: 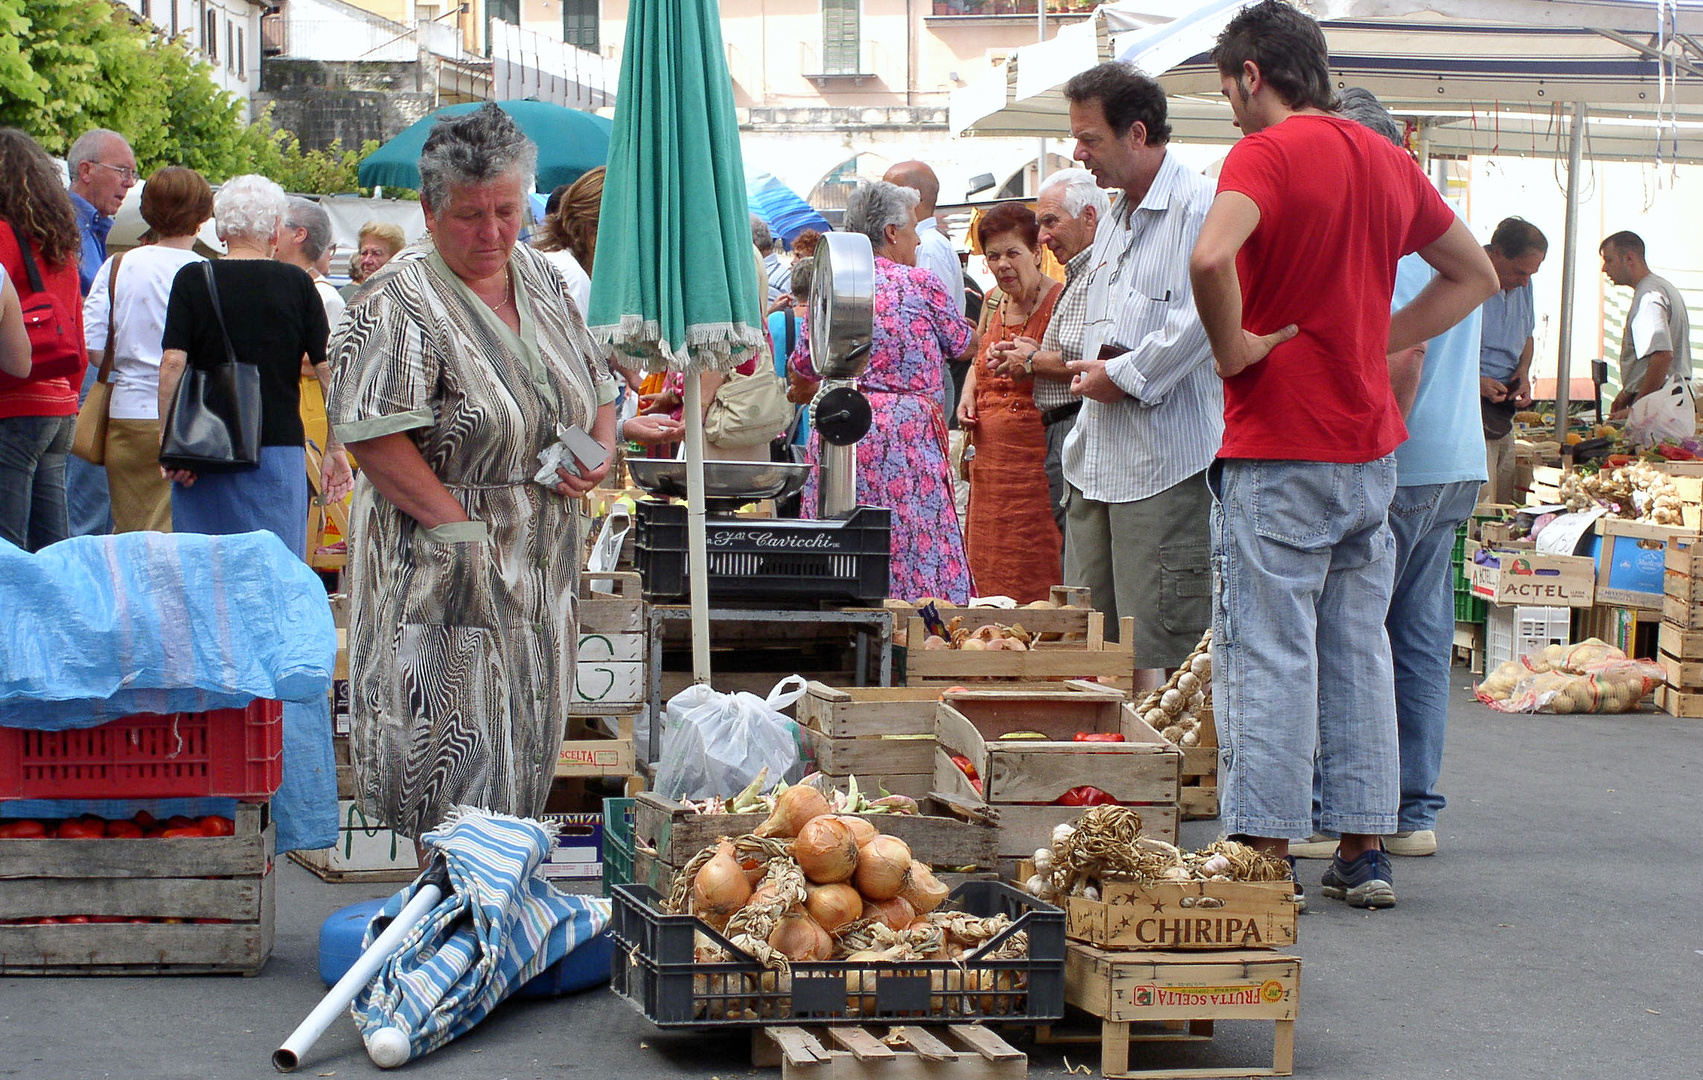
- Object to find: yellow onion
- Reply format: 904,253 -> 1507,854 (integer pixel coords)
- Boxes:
804,882 -> 863,932
844,947 -> 901,1013
862,894 -> 915,931
897,861 -> 950,914
833,814 -> 879,848
768,910 -> 834,961
853,834 -> 912,900
794,815 -> 860,883
745,882 -> 782,912
739,855 -> 766,888
691,840 -> 752,919
755,784 -> 832,839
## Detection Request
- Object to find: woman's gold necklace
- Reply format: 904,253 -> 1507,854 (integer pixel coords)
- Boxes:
479,266 -> 514,311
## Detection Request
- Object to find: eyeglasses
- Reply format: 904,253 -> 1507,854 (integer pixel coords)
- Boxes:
91,162 -> 138,184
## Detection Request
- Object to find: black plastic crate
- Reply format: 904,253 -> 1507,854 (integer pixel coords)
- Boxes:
607,880 -> 1064,1028
634,501 -> 890,604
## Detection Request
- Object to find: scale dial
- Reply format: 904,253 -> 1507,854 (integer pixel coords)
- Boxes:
808,232 -> 876,381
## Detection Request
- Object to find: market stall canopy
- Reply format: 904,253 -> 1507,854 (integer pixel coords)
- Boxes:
950,0 -> 1703,162
357,100 -> 612,193
747,173 -> 832,248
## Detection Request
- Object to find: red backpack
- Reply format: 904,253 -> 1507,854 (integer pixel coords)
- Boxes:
0,221 -> 85,387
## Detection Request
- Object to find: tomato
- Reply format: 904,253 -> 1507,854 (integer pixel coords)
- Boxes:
165,815 -> 197,830
1072,732 -> 1126,742
198,815 -> 235,837
0,820 -> 48,839
969,777 -> 984,796
55,819 -> 106,839
89,916 -> 128,924
62,915 -> 91,924
105,820 -> 144,839
162,826 -> 208,839
132,811 -> 157,829
1056,785 -> 1119,806
949,754 -> 979,782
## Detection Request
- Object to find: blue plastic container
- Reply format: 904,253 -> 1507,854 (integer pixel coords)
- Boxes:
318,898 -> 614,998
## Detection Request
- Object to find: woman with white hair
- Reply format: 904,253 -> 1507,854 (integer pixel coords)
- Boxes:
157,174 -> 353,555
327,104 -> 618,839
788,179 -> 976,603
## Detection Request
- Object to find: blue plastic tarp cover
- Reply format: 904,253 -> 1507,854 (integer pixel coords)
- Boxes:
0,531 -> 338,852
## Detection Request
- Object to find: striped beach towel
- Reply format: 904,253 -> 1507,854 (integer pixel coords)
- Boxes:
351,807 -> 612,1063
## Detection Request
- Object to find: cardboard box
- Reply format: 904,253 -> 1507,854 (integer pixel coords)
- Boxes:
1469,549 -> 1595,608
540,812 -> 603,881
302,799 -> 420,876
1591,519 -> 1686,610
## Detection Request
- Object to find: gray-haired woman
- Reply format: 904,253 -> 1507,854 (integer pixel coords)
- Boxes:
326,103 -> 618,839
157,173 -> 353,555
788,179 -> 976,602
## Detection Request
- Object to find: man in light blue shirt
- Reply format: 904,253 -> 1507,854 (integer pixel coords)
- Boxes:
1295,89 -> 1488,863
64,129 -> 136,536
1477,217 -> 1547,503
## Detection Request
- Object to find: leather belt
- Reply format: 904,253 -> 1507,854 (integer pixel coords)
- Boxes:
1040,401 -> 1082,428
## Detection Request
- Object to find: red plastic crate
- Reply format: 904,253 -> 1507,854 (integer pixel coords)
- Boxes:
0,699 -> 283,800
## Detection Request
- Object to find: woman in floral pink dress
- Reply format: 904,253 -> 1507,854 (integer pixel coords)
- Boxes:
790,180 -> 975,603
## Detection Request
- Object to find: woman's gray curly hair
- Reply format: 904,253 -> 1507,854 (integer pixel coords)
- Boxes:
418,103 -> 539,214
213,174 -> 287,245
845,180 -> 920,254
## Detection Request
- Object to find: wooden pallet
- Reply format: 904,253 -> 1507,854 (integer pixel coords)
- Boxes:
753,1024 -> 1026,1079
288,853 -> 418,885
1038,945 -> 1299,1079
0,802 -> 275,976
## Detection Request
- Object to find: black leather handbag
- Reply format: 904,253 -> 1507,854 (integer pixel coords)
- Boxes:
160,262 -> 262,473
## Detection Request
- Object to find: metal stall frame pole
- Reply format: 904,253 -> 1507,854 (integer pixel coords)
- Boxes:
682,375 -> 712,685
1554,100 -> 1587,447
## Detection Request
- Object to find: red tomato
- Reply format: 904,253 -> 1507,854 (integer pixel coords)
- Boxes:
198,815 -> 236,837
161,827 -> 207,839
132,811 -> 158,829
1056,785 -> 1119,806
55,819 -> 106,839
105,820 -> 144,839
949,754 -> 979,782
1072,732 -> 1126,742
0,820 -> 48,839
970,777 -> 984,796
89,916 -> 128,924
165,815 -> 197,830
62,915 -> 91,924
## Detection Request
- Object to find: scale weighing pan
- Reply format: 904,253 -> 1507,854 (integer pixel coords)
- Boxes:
627,458 -> 811,505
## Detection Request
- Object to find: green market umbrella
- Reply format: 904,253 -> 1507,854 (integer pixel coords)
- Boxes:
357,100 -> 612,193
587,0 -> 766,684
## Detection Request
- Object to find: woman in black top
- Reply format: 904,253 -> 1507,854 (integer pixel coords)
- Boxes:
158,174 -> 352,558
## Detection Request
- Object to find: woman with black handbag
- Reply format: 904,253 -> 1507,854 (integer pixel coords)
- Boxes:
0,128 -> 87,551
157,174 -> 353,557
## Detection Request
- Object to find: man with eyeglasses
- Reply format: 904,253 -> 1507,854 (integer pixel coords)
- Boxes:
63,128 -> 137,537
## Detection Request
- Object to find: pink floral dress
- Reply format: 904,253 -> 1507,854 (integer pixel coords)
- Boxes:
791,257 -> 975,603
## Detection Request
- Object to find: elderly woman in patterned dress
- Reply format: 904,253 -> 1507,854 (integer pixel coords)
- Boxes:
789,180 -> 975,602
327,104 -> 618,839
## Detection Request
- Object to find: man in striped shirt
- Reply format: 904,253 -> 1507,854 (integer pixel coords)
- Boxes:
1056,63 -> 1221,690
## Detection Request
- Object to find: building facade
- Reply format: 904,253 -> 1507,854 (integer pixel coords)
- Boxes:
118,0 -> 271,117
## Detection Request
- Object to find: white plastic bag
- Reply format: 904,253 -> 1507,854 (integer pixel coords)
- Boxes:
1624,377 -> 1696,447
653,676 -> 809,800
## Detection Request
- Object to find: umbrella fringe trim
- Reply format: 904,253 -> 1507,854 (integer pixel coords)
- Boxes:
432,804 -> 561,844
591,315 -> 767,374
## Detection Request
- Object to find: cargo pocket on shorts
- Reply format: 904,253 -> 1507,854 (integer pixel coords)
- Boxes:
1159,542 -> 1212,635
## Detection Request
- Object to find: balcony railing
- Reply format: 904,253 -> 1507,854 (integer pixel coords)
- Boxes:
929,1 -> 1098,15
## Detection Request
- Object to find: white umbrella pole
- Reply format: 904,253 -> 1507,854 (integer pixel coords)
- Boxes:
683,375 -> 712,685
272,883 -> 444,1072
1554,100 -> 1586,446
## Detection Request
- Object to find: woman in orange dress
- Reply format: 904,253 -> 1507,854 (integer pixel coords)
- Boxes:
956,202 -> 1062,602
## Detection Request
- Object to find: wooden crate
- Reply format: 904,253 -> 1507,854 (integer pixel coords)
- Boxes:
291,798 -> 420,884
573,571 -> 647,716
557,714 -> 638,779
1039,945 -> 1301,1079
631,792 -> 1001,875
798,682 -> 1123,807
753,1024 -> 1026,1079
901,613 -> 1135,687
1177,706 -> 1218,821
1066,880 -> 1298,952
0,802 -> 275,976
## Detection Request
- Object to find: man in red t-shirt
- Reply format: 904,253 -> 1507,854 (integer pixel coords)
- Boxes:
1188,0 -> 1496,910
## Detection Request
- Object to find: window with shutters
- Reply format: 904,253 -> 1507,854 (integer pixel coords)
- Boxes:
227,21 -> 235,72
562,0 -> 598,51
206,11 -> 218,60
238,27 -> 245,77
821,0 -> 860,75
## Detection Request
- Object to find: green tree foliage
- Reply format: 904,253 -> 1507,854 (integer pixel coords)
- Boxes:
0,0 -> 391,195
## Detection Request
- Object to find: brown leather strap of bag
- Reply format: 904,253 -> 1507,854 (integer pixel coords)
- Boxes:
95,253 -> 124,384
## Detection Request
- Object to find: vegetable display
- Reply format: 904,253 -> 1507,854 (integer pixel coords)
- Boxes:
0,812 -> 234,840
662,779 -> 1030,1020
1559,461 -> 1687,524
1475,638 -> 1662,714
1020,806 -> 1292,905
921,617 -> 1036,652
1137,629 -> 1212,746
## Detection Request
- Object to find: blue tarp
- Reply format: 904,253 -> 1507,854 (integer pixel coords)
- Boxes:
0,531 -> 338,852
748,173 -> 831,248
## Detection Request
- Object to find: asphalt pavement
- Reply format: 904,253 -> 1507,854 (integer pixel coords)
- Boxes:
3,670 -> 1699,1080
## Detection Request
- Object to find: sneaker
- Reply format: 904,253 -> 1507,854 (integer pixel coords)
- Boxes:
1284,855 -> 1307,914
1385,830 -> 1437,857
1320,848 -> 1397,909
1289,833 -> 1338,859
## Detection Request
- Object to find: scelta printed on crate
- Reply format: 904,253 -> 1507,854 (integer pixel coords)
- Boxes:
1128,978 -> 1290,1009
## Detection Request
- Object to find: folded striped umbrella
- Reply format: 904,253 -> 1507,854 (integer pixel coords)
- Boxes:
350,808 -> 610,1064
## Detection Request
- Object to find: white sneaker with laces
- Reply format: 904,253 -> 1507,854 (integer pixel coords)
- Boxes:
1385,829 -> 1437,857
